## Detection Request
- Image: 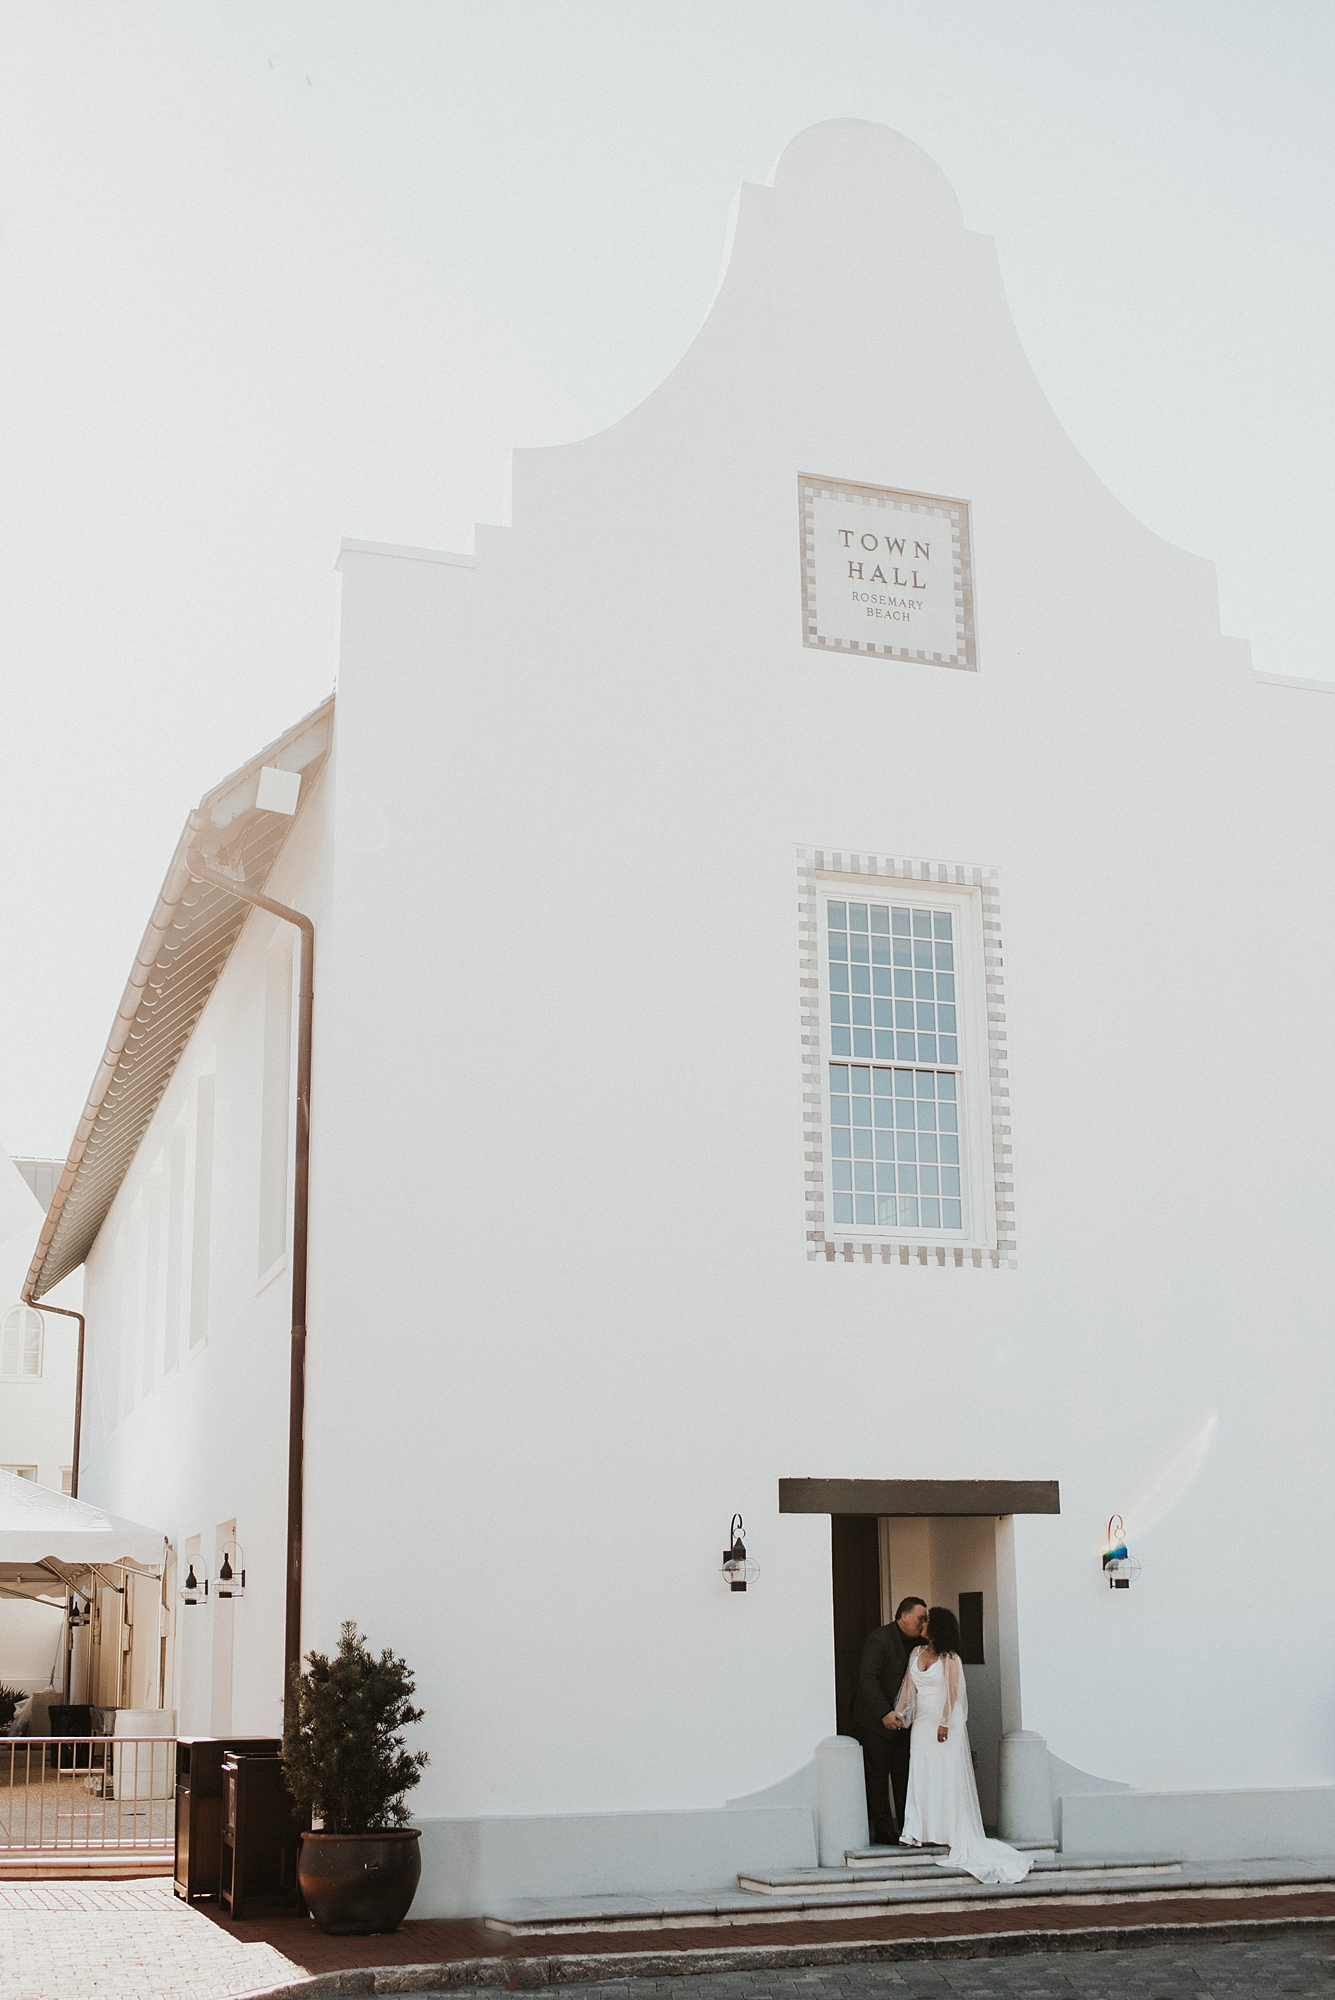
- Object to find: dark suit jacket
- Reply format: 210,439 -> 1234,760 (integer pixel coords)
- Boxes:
852,1621 -> 916,1738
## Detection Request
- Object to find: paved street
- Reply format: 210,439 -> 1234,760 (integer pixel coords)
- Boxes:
427,1939 -> 1335,2000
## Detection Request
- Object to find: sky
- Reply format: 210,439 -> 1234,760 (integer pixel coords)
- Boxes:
2,1 -> 1332,1159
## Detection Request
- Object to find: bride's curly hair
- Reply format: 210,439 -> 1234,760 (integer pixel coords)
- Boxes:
926,1606 -> 960,1657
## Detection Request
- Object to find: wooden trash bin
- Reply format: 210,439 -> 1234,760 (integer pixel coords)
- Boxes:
219,1752 -> 302,1918
173,1737 -> 282,1901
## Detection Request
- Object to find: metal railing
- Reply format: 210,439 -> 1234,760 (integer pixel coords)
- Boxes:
0,1737 -> 175,1851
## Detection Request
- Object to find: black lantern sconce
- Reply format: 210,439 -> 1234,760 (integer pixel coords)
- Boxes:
721,1514 -> 759,1592
67,1593 -> 90,1630
1101,1514 -> 1140,1590
179,1562 -> 209,1606
217,1540 -> 246,1600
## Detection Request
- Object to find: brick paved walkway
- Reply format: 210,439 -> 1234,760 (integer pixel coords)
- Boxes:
239,1887 -> 1335,1984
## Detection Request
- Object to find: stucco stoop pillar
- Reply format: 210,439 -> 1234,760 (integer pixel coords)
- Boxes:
816,1734 -> 869,1863
998,1729 -> 1055,1845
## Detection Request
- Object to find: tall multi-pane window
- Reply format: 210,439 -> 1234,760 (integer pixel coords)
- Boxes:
258,943 -> 292,1276
190,1074 -> 215,1348
827,899 -> 964,1233
163,1115 -> 186,1374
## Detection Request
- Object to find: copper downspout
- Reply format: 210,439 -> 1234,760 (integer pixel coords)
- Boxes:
186,853 -> 313,1711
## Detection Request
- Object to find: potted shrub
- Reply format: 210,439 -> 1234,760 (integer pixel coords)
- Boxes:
282,1621 -> 429,1935
0,1685 -> 24,1777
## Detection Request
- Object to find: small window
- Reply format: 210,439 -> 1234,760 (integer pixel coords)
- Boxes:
958,1591 -> 985,1665
0,1307 -> 43,1379
1,1465 -> 38,1481
60,1467 -> 73,1495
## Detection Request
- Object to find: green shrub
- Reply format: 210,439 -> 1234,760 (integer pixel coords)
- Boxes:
0,1685 -> 23,1731
282,1622 -> 428,1835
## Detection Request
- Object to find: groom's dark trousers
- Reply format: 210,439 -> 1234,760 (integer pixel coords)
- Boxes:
853,1621 -> 914,1842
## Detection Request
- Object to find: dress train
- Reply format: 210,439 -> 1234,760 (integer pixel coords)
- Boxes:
893,1647 -> 1030,1886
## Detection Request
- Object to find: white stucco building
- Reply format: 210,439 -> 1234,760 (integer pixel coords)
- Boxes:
0,1147 -> 84,1689
0,1152 -> 80,1499
24,121 -> 1335,1907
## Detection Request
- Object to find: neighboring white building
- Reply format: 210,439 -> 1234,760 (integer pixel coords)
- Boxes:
0,1146 -> 83,1690
0,1151 -> 80,1496
24,122 -> 1335,1905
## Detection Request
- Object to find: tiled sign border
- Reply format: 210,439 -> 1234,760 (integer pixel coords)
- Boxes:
799,474 -> 977,671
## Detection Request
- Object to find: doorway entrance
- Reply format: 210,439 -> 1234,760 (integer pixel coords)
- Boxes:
783,1476 -> 1060,1836
831,1514 -> 880,1741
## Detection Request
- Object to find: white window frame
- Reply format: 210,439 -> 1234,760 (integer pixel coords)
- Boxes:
799,848 -> 1015,1269
257,932 -> 294,1285
819,877 -> 993,1251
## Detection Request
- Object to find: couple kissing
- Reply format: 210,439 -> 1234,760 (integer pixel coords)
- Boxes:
854,1595 -> 1030,1885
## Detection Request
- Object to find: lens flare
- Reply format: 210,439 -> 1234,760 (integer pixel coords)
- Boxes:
1112,1410 -> 1219,1548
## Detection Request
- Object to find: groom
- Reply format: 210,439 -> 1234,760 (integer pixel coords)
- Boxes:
853,1596 -> 928,1845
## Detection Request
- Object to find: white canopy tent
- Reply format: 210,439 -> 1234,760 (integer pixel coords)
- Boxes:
0,1470 -> 165,1603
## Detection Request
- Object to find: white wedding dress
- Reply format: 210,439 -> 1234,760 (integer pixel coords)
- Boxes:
894,1647 -> 1031,1885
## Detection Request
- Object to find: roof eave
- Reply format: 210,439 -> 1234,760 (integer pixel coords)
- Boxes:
26,693 -> 335,1300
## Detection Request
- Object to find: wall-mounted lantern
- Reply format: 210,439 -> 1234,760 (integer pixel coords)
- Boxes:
67,1594 -> 90,1630
217,1541 -> 246,1600
721,1514 -> 759,1592
1102,1514 -> 1140,1590
179,1563 -> 209,1606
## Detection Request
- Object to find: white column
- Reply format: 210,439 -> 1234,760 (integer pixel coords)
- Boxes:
994,1515 -> 1022,1736
815,1734 -> 868,1864
998,1729 -> 1054,1844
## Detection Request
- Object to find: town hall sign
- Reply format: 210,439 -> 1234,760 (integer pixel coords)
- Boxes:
800,475 -> 977,670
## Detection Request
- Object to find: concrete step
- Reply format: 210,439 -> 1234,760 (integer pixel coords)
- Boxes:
482,1855 -> 1335,1938
845,1840 -> 1056,1867
0,1851 -> 174,1880
738,1851 -> 1182,1894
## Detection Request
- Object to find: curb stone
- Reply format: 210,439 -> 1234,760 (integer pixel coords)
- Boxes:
228,1913 -> 1335,1998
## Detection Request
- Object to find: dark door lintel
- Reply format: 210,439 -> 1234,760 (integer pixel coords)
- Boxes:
779,1478 -> 1060,1517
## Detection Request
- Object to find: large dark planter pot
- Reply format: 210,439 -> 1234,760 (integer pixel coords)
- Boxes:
297,1828 -> 422,1935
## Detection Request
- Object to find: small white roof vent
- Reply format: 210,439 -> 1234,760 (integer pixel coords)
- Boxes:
256,765 -> 301,815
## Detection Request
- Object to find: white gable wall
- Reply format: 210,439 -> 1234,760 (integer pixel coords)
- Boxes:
305,122 -> 1335,1822
77,123 -> 1335,1886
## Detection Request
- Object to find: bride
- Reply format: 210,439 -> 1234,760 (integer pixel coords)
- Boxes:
889,1604 -> 1031,1885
